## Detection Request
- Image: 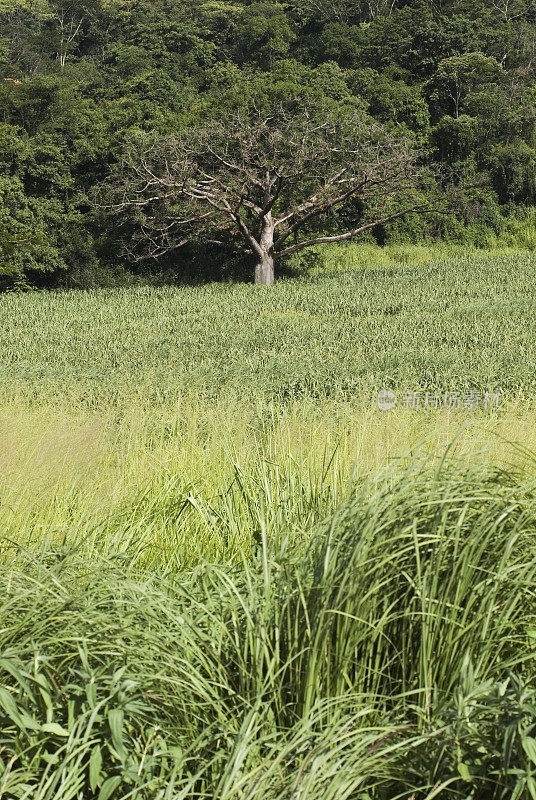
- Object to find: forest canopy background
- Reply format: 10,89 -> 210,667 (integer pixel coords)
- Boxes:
1,0 -> 536,288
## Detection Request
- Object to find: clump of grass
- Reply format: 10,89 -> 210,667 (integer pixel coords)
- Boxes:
2,453 -> 536,799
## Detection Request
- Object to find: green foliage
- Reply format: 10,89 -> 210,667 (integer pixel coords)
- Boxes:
233,2 -> 296,68
0,175 -> 64,285
348,67 -> 431,139
2,455 -> 536,797
409,669 -> 536,798
426,52 -> 505,120
0,0 -> 536,287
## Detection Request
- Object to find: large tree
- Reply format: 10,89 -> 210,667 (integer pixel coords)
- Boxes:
106,100 -> 441,285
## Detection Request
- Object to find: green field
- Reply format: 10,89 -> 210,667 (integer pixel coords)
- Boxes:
2,251 -> 536,404
2,250 -> 536,799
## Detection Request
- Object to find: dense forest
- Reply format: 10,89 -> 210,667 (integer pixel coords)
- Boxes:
1,0 -> 536,288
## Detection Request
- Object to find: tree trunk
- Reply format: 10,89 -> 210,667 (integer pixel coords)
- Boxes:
255,212 -> 275,286
255,252 -> 275,285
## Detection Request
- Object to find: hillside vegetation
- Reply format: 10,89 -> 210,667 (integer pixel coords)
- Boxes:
2,0 -> 536,287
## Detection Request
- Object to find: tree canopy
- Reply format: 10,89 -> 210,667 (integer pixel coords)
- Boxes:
1,0 -> 536,286
108,99 -> 440,283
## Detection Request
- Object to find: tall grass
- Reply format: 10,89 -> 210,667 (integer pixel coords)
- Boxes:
2,455 -> 536,799
1,396 -> 536,566
3,253 -> 536,797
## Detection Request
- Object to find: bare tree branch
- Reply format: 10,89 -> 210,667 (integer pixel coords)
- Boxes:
100,100 -> 443,284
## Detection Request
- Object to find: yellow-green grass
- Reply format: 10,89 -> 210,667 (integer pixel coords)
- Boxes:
2,444 -> 536,800
2,248 -> 536,566
2,394 -> 536,568
3,250 -> 536,798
